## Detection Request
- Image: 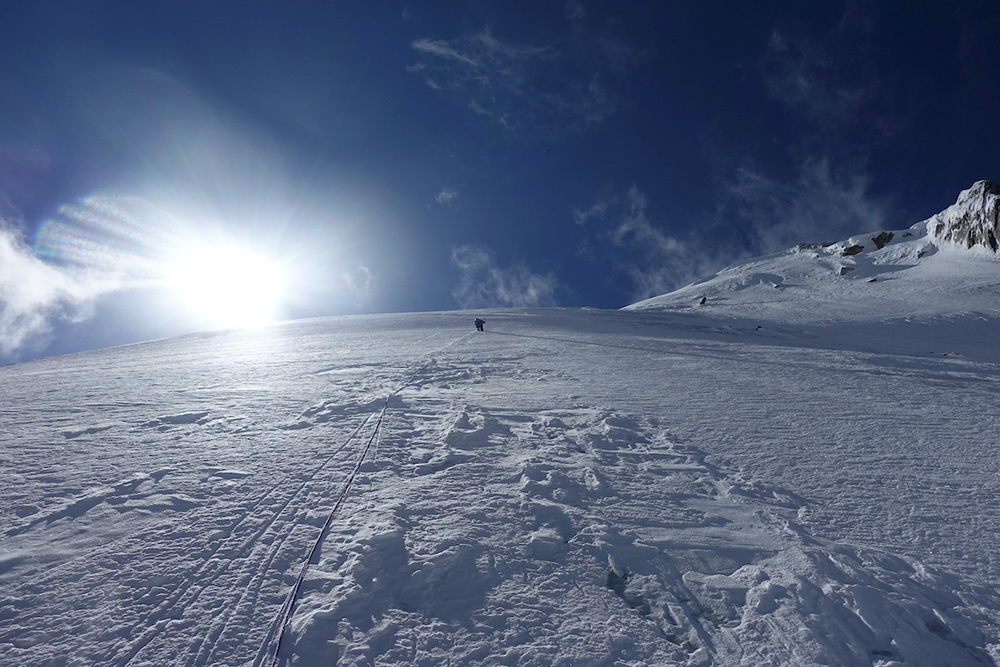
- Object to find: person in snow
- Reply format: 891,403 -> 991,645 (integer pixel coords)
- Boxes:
475,318 -> 485,332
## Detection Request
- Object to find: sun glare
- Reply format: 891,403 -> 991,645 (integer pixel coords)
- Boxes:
165,244 -> 285,330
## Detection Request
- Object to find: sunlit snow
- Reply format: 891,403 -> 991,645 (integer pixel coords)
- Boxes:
3,184 -> 1000,665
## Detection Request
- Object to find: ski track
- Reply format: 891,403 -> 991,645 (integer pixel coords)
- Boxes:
1,312 -> 999,666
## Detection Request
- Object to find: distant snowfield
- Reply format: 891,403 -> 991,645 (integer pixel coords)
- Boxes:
2,304 -> 1000,666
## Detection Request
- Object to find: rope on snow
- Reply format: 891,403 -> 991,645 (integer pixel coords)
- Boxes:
256,331 -> 474,667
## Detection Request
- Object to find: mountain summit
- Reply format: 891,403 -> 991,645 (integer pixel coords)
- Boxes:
927,179 -> 1000,252
628,181 -> 1000,324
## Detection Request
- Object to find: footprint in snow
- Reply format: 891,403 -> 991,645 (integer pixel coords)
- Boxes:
444,406 -> 510,449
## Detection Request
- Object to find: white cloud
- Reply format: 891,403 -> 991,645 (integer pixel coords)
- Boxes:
410,38 -> 482,68
342,264 -> 375,310
706,15 -> 893,264
564,1 -> 585,22
575,186 -> 726,302
727,158 -> 889,252
451,245 -> 558,308
0,223 -> 111,359
578,170 -> 889,305
435,188 -> 459,205
761,30 -> 869,127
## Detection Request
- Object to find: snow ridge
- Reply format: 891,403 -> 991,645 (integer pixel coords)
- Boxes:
627,181 -> 1000,323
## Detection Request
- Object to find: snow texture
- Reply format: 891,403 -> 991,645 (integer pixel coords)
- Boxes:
3,187 -> 1000,665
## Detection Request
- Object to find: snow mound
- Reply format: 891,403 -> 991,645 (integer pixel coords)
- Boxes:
627,181 -> 1000,324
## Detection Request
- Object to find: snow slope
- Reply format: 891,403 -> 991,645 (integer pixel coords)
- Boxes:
2,305 -> 1000,666
2,182 -> 1000,667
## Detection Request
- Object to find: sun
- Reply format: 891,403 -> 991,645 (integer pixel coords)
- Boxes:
164,243 -> 286,330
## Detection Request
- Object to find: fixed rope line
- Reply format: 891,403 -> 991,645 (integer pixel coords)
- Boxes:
259,398 -> 390,667
257,331 -> 474,667
250,411 -> 377,667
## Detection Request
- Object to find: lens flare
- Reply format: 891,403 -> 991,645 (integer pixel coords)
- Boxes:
33,195 -> 169,281
33,194 -> 290,331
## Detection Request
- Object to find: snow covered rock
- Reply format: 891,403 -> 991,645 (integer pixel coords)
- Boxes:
926,179 -> 1000,251
871,231 -> 894,249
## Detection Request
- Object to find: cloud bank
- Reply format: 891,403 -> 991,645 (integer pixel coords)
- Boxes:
451,245 -> 558,309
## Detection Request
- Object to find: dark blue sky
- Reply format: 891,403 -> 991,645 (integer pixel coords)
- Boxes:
1,1 -> 997,361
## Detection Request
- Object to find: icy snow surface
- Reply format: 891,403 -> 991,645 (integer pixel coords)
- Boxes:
2,301 -> 1000,666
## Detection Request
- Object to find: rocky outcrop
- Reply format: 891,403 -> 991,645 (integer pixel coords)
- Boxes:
926,180 -> 1000,252
842,244 -> 864,256
870,231 -> 894,249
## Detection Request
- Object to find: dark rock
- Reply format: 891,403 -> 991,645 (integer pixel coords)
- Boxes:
842,244 -> 864,256
871,231 -> 894,249
796,241 -> 837,251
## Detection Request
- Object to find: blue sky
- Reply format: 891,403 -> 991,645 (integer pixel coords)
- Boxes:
0,1 -> 997,361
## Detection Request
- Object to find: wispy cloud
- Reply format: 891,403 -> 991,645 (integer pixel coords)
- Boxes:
409,27 -> 628,138
578,14 -> 898,304
0,222 -> 112,359
712,9 -> 897,259
342,263 -> 375,310
435,187 -> 459,205
575,186 -> 725,301
451,244 -> 558,308
726,158 -> 889,252
578,168 -> 890,307
761,30 -> 872,129
564,1 -> 585,22
410,38 -> 484,68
